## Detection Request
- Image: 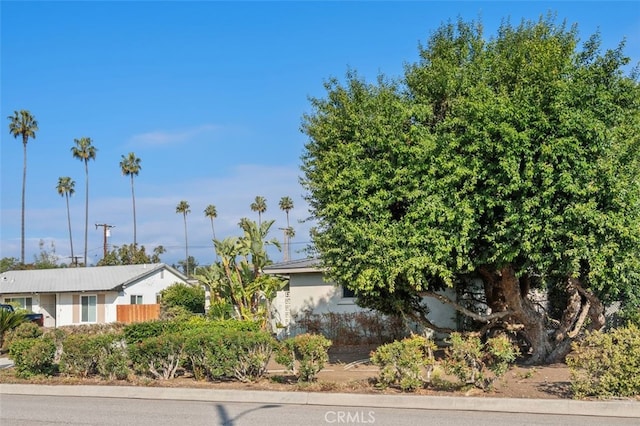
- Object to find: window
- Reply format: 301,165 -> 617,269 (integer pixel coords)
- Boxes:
130,295 -> 143,304
5,297 -> 33,311
81,295 -> 97,323
342,286 -> 356,299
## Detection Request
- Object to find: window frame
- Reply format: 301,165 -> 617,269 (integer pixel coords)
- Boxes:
80,294 -> 97,323
4,297 -> 33,311
342,286 -> 357,299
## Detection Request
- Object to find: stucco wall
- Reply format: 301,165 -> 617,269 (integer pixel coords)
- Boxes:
271,271 -> 458,337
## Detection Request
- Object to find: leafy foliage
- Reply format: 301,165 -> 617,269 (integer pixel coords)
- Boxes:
301,16 -> 640,362
275,333 -> 332,382
567,324 -> 640,398
196,219 -> 285,327
1,320 -> 40,351
97,243 -> 165,266
60,333 -> 128,380
159,282 -> 205,314
0,309 -> 26,348
371,335 -> 436,391
129,332 -> 186,380
443,332 -> 520,389
9,337 -> 56,378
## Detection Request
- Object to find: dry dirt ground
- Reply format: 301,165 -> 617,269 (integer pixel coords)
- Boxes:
0,344 -> 574,399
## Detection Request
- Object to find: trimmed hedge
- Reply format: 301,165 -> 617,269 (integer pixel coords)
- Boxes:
60,332 -> 128,380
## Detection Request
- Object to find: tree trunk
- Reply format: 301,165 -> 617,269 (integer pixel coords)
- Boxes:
84,161 -> 89,267
479,265 -> 606,364
21,139 -> 27,264
131,175 -> 137,247
66,194 -> 74,264
480,265 -> 553,364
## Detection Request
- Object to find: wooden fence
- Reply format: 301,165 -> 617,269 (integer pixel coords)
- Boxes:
117,304 -> 160,324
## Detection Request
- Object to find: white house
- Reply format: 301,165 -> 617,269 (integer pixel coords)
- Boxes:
263,258 -> 458,338
0,263 -> 188,327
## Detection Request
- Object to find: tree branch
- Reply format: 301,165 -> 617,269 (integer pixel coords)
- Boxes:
422,291 -> 513,323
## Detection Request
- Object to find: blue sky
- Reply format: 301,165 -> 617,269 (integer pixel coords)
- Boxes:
1,1 -> 639,268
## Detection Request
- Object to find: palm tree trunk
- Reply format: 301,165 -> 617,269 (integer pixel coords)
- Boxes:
66,193 -> 74,264
84,161 -> 89,266
131,174 -> 137,246
21,139 -> 27,264
210,219 -> 218,262
183,214 -> 189,275
286,211 -> 291,261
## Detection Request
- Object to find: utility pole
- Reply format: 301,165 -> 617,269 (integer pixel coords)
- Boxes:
95,223 -> 115,259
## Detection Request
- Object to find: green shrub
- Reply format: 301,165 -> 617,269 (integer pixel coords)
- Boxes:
124,318 -> 260,345
276,333 -> 332,382
225,330 -> 277,382
485,333 -> 520,377
159,305 -> 194,321
123,320 -> 184,344
160,282 -> 205,314
58,323 -> 126,336
183,327 -> 276,382
60,333 -> 128,380
0,309 -> 26,349
2,321 -> 42,350
567,324 -> 640,398
129,332 -> 185,380
183,328 -> 228,380
618,307 -> 640,328
443,332 -> 519,389
8,337 -> 56,378
371,335 -> 436,391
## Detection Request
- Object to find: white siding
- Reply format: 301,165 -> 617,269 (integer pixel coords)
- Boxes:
271,272 -> 458,335
114,269 -> 183,306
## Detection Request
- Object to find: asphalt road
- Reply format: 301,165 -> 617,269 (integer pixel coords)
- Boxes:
1,394 -> 639,426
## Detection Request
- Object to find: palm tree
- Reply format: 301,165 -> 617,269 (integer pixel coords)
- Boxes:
204,204 -> 218,261
176,200 -> 191,275
56,177 -> 76,266
120,152 -> 142,246
7,110 -> 38,264
71,137 -> 97,267
279,196 -> 294,261
250,196 -> 267,227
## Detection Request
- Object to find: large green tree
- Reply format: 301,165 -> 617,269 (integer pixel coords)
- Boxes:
120,152 -> 142,246
56,177 -> 76,265
7,110 -> 38,264
71,137 -> 97,267
176,200 -> 191,275
301,17 -> 640,364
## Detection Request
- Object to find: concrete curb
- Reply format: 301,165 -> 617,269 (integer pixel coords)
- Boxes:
1,384 -> 639,418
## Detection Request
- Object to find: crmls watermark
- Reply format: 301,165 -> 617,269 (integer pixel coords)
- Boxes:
324,410 -> 375,424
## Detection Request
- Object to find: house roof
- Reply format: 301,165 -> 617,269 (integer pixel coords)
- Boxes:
0,263 -> 187,294
263,257 -> 322,274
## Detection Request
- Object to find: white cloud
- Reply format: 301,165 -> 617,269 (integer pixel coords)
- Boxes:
129,124 -> 220,147
1,163 -> 316,267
